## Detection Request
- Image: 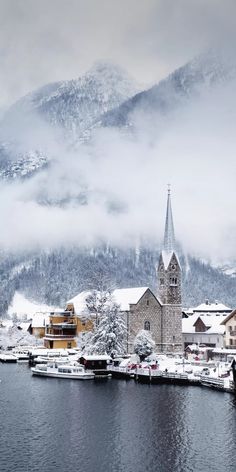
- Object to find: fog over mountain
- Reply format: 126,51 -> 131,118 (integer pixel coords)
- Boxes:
0,50 -> 235,264
0,1 -> 235,311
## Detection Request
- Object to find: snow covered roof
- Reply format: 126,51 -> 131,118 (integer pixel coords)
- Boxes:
81,354 -> 111,361
18,322 -> 31,332
192,301 -> 232,313
67,286 -> 160,315
66,291 -> 91,317
112,287 -> 150,311
161,250 -> 174,269
31,313 -> 49,328
182,314 -> 225,335
220,308 -> 236,325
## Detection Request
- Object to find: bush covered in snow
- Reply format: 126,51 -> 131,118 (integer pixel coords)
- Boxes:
0,324 -> 40,349
133,329 -> 155,360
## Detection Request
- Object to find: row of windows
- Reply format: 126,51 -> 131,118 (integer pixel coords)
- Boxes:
159,278 -> 178,286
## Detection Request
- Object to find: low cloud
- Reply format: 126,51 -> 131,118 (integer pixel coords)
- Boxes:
0,75 -> 235,263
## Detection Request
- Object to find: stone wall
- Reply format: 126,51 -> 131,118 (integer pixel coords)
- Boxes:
127,289 -> 162,352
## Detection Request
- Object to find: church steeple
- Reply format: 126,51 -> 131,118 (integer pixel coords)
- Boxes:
163,185 -> 175,254
157,186 -> 181,305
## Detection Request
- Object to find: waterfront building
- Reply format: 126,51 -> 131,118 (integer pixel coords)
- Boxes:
220,308 -> 236,348
182,314 -> 226,349
30,313 -> 49,338
44,310 -> 77,349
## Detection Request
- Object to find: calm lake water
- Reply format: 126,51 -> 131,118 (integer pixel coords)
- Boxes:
0,363 -> 236,472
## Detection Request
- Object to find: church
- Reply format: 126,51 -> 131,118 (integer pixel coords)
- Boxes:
67,189 -> 183,353
112,188 -> 183,352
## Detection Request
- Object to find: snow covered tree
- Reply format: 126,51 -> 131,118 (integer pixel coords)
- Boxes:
85,294 -> 127,357
85,289 -> 110,327
133,329 -> 155,361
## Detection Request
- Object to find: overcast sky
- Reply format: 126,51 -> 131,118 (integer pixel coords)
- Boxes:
0,1 -> 235,264
1,0 -> 236,108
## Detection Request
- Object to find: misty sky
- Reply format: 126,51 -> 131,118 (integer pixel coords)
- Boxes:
0,0 -> 236,108
0,0 -> 236,264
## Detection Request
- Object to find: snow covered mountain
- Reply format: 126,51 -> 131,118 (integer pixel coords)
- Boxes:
101,50 -> 236,129
0,51 -> 235,181
0,62 -> 140,180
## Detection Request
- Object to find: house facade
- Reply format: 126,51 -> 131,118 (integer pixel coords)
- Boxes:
44,311 -> 78,349
182,314 -> 226,349
221,309 -> 236,348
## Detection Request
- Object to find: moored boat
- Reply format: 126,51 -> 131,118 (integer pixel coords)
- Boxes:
31,362 -> 95,380
0,352 -> 18,363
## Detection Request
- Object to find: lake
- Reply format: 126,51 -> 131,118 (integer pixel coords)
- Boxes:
0,363 -> 236,472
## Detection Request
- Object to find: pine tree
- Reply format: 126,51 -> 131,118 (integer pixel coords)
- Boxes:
86,294 -> 127,357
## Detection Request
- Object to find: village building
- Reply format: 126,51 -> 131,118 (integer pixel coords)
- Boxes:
220,308 -> 236,348
182,313 -> 226,349
185,300 -> 232,317
43,310 -> 78,349
30,313 -> 49,338
65,292 -> 94,335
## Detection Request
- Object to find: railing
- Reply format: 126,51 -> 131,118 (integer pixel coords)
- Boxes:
44,335 -> 76,339
136,367 -> 188,380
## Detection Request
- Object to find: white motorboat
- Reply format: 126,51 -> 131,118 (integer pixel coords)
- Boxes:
0,352 -> 18,363
31,362 -> 95,380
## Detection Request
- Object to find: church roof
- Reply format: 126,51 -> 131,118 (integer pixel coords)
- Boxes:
112,287 -> 151,311
160,188 -> 180,269
67,287 -> 161,316
163,187 -> 175,253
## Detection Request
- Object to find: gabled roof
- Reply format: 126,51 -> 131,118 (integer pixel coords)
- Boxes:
67,287 -> 162,315
182,313 -> 226,334
160,250 -> 181,270
193,301 -> 232,313
113,287 -> 161,311
220,308 -> 236,325
66,291 -> 92,317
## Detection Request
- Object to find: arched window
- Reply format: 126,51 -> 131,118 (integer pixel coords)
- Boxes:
144,320 -> 150,331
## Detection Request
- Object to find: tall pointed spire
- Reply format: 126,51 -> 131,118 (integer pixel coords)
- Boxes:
163,185 -> 175,253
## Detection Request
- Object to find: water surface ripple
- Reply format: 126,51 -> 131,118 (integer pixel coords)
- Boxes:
0,364 -> 236,472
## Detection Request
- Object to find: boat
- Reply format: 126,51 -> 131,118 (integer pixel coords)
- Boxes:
0,352 -> 18,363
31,362 -> 95,380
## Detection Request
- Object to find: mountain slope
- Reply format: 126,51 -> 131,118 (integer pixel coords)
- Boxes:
0,62 -> 139,180
101,50 -> 236,129
0,247 -> 235,316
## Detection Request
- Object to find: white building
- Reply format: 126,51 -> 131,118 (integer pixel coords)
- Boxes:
182,313 -> 226,349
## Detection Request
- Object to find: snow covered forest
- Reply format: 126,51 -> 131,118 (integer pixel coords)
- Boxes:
0,245 -> 235,317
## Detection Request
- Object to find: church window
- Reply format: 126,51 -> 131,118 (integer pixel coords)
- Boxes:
171,264 -> 176,270
146,300 -> 149,306
144,321 -> 150,331
160,278 -> 164,285
170,277 -> 177,286
173,335 -> 176,342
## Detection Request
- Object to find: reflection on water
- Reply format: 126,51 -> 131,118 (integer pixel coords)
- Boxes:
0,364 -> 236,472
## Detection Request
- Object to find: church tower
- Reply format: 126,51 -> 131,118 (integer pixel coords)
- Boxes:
157,187 -> 182,352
